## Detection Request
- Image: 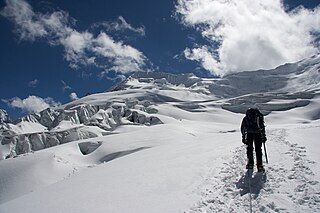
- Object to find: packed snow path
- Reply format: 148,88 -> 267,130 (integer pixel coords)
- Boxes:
188,127 -> 320,213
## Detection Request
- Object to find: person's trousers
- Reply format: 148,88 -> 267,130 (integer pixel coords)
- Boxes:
246,133 -> 263,166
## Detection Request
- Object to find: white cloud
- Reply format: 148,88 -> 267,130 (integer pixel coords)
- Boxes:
184,46 -> 224,75
117,16 -> 145,36
61,80 -> 72,92
62,31 -> 92,53
28,79 -> 39,88
3,96 -> 60,113
93,32 -> 146,73
175,0 -> 320,75
0,0 -> 47,40
69,92 -> 78,101
96,16 -> 146,36
1,0 -> 149,74
60,31 -> 94,68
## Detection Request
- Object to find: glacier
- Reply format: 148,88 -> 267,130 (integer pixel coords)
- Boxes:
0,54 -> 319,212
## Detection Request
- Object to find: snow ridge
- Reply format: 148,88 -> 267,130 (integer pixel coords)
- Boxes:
110,71 -> 201,91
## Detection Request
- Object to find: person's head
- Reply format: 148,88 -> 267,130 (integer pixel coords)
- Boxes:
246,108 -> 259,117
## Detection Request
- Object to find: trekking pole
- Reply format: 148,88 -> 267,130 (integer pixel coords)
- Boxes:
263,143 -> 268,164
248,170 -> 253,213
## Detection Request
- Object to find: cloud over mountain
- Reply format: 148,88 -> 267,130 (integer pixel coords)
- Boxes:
175,0 -> 320,76
2,96 -> 60,113
69,92 -> 79,101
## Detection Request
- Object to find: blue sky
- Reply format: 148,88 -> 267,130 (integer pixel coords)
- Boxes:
0,0 -> 319,119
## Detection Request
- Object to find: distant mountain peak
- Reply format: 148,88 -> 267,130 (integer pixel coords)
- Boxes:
110,71 -> 201,91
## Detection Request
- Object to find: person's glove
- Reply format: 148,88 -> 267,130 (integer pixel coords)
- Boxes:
261,134 -> 267,143
242,135 -> 247,144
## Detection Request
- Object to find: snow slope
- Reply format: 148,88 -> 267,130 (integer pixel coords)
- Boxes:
0,54 -> 320,212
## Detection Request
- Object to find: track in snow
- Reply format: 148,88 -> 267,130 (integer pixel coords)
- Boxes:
187,128 -> 320,213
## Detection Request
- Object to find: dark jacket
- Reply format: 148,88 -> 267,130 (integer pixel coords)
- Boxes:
241,109 -> 265,136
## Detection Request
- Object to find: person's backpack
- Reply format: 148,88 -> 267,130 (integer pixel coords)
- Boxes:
245,108 -> 264,133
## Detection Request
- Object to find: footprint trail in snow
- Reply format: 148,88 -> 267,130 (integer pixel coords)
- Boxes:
188,128 -> 320,213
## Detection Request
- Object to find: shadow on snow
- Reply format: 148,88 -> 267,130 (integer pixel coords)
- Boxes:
236,170 -> 267,198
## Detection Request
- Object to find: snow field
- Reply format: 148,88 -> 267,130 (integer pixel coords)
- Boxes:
0,120 -> 239,213
1,103 -> 319,212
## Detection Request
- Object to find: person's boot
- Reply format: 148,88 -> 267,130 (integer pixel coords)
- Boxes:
246,164 -> 253,169
257,165 -> 265,173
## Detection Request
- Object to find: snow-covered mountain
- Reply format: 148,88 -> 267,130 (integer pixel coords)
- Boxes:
0,54 -> 320,212
1,54 -> 319,160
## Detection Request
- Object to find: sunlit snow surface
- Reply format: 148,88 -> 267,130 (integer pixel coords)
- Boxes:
0,55 -> 320,212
